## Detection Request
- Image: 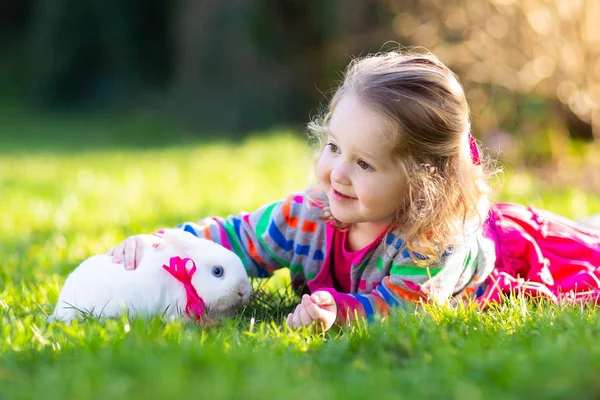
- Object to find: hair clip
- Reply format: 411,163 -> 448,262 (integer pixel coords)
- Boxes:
468,131 -> 481,166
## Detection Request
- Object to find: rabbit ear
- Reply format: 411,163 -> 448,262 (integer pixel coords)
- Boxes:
162,229 -> 195,254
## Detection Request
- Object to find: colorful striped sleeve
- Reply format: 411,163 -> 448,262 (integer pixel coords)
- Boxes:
318,241 -> 478,325
165,211 -> 280,278
163,193 -> 324,279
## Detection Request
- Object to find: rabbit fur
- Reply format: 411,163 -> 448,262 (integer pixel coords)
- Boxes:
48,229 -> 251,323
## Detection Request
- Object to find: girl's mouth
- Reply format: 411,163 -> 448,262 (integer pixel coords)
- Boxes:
332,189 -> 356,201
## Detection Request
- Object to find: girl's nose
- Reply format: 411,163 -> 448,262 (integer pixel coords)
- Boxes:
331,159 -> 351,185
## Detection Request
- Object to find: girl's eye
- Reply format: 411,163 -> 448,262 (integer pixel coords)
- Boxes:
212,266 -> 224,277
326,142 -> 339,153
357,160 -> 373,171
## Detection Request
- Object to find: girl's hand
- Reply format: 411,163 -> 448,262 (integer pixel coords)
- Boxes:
286,291 -> 337,333
106,234 -> 163,270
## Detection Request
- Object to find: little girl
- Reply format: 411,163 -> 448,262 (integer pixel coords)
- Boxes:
108,50 -> 600,332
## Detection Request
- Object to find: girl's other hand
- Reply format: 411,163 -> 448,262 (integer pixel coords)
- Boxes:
106,234 -> 163,270
286,291 -> 337,333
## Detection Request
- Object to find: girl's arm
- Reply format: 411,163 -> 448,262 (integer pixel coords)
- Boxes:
316,236 -> 491,325
161,192 -> 325,279
315,277 -> 430,325
164,210 -> 279,278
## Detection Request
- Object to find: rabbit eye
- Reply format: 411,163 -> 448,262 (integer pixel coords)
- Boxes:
212,266 -> 224,277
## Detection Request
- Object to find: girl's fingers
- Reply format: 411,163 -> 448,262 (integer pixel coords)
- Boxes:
124,239 -> 138,270
298,303 -> 313,327
302,294 -> 322,322
135,240 -> 145,268
292,306 -> 303,329
112,243 -> 125,263
287,301 -> 320,330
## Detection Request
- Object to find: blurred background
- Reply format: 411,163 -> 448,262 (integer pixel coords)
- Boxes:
1,0 -> 600,189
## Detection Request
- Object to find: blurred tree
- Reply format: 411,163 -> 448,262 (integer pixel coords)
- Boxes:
0,0 -> 34,96
2,0 -> 598,144
382,0 -> 600,141
172,0 -> 340,132
24,0 -> 173,108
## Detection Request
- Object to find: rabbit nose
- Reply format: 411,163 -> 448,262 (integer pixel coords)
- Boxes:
236,284 -> 250,298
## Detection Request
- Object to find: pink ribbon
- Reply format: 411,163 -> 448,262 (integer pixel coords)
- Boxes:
468,132 -> 481,166
162,256 -> 205,321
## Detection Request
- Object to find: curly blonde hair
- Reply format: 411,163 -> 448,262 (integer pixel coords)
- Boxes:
307,50 -> 498,265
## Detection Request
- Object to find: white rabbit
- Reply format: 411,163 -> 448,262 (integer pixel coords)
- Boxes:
48,229 -> 251,323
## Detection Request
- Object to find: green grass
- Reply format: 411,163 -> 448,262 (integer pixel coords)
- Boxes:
3,111 -> 600,399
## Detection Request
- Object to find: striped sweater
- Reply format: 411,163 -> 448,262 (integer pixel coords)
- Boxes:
171,192 -> 497,324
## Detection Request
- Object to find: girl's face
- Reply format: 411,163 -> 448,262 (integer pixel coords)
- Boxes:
316,94 -> 407,230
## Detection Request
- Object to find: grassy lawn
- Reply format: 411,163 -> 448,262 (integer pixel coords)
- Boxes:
3,109 -> 600,399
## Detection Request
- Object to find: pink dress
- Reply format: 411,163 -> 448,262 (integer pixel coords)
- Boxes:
478,202 -> 600,306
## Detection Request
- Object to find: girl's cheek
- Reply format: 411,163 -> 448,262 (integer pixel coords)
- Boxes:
315,154 -> 330,183
354,175 -> 374,196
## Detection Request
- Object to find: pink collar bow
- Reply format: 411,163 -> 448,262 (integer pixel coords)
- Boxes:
162,256 -> 205,321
